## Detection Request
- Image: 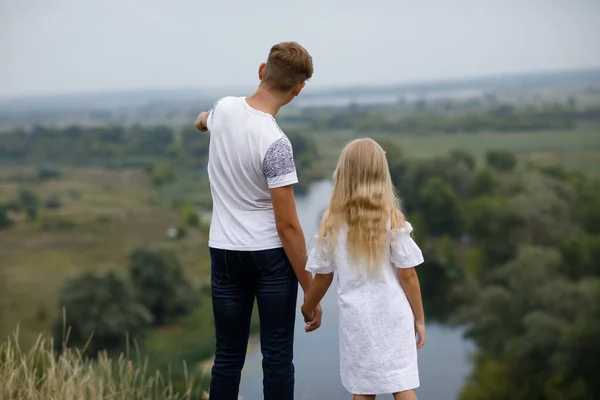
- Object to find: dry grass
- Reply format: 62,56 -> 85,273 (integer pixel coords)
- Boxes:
0,326 -> 199,400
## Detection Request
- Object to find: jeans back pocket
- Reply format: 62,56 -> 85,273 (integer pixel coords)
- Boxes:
252,248 -> 291,277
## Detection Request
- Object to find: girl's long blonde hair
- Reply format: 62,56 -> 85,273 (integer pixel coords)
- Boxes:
318,138 -> 405,277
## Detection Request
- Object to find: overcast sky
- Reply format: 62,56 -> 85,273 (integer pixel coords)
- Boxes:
1,0 -> 599,98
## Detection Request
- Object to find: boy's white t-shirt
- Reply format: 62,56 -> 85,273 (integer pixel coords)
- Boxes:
206,96 -> 298,251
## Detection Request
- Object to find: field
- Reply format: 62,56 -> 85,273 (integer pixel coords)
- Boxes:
310,127 -> 600,176
1,123 -> 599,396
0,166 -> 212,345
2,126 -> 599,341
2,124 -> 599,343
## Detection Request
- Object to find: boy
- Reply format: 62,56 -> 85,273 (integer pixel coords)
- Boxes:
195,42 -> 321,400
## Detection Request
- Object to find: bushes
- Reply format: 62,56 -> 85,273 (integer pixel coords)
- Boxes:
129,249 -> 197,326
53,249 -> 197,355
53,271 -> 152,355
450,148 -> 476,171
0,206 -> 13,230
180,205 -> 200,227
40,215 -> 75,231
150,162 -> 175,186
418,177 -> 462,236
19,188 -> 40,221
37,167 -> 61,180
43,196 -> 62,209
486,150 -> 517,172
456,248 -> 600,399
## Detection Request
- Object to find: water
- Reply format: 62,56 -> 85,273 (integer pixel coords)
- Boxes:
239,180 -> 474,399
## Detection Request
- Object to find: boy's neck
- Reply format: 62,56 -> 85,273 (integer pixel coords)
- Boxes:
246,85 -> 289,118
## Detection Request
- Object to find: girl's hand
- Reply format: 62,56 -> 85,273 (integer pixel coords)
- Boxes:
305,304 -> 322,333
415,320 -> 426,349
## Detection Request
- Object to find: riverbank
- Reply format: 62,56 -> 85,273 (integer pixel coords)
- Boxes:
239,180 -> 475,399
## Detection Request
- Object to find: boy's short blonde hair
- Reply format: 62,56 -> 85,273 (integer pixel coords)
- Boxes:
262,42 -> 313,92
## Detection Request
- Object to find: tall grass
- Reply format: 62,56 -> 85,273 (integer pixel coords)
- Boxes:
0,326 -> 200,400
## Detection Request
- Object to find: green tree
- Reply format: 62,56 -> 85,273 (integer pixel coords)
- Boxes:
486,150 -> 517,172
0,129 -> 29,158
461,354 -> 515,400
129,249 -> 197,326
54,271 -> 152,355
470,168 -> 497,197
43,196 -> 62,209
180,204 -> 200,227
180,126 -> 210,163
463,196 -> 523,264
450,149 -> 476,171
573,181 -> 600,234
286,130 -> 318,172
150,162 -> 175,186
127,125 -> 174,156
19,188 -> 40,221
399,158 -> 473,213
418,177 -> 462,236
0,206 -> 13,230
377,139 -> 407,182
286,131 -> 318,194
457,247 -> 600,400
37,166 -> 61,180
558,234 -> 600,279
19,188 -> 39,209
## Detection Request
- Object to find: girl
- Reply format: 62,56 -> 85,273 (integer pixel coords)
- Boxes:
301,138 -> 426,400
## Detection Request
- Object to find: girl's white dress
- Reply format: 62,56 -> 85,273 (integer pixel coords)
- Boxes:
306,222 -> 424,395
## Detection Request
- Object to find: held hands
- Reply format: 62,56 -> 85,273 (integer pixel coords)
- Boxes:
301,303 -> 323,333
415,320 -> 426,349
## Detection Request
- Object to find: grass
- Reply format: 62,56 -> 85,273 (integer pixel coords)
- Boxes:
388,127 -> 600,161
0,166 -> 211,345
0,327 -> 202,400
308,127 -> 600,176
0,164 -> 255,398
140,289 -> 261,396
141,292 -> 216,395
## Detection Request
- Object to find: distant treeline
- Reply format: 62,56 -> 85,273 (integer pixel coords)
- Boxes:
0,125 -> 208,166
0,124 -> 319,194
289,102 -> 600,133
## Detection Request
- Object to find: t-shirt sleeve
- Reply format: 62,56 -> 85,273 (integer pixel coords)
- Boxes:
390,222 -> 425,269
206,98 -> 222,132
262,135 -> 298,189
306,236 -> 336,274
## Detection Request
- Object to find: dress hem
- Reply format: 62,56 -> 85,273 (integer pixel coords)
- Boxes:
341,375 -> 420,396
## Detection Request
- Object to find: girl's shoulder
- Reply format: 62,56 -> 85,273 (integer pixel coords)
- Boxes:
388,208 -> 411,235
389,221 -> 414,243
388,208 -> 407,229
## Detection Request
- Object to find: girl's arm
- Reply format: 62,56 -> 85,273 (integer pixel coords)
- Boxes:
301,273 -> 334,332
398,267 -> 426,348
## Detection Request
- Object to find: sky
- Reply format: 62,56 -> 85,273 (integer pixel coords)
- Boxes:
1,0 -> 599,98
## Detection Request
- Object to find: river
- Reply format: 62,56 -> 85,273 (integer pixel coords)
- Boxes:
239,180 -> 474,399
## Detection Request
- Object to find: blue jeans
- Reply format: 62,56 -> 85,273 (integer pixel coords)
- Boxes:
209,247 -> 298,400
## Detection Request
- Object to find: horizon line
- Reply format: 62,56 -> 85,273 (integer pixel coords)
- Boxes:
2,65 -> 599,103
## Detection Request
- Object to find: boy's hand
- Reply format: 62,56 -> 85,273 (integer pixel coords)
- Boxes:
301,303 -> 314,323
415,320 -> 426,349
301,303 -> 322,333
195,111 -> 210,132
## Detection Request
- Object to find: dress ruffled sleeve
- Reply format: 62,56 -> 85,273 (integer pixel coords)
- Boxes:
306,235 -> 336,274
390,222 -> 425,269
